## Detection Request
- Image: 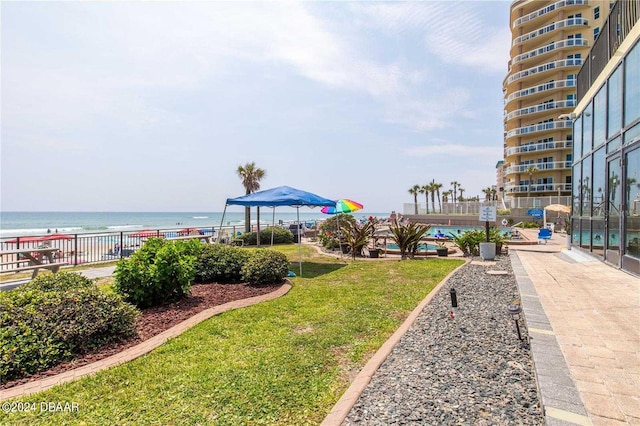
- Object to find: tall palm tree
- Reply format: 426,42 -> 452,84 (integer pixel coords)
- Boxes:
451,181 -> 459,210
420,185 -> 429,214
526,165 -> 539,197
237,162 -> 266,232
458,187 -> 465,202
408,185 -> 420,215
433,181 -> 443,213
428,180 -> 437,213
482,187 -> 492,201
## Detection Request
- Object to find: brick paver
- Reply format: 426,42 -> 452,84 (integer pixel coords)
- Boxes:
512,230 -> 639,425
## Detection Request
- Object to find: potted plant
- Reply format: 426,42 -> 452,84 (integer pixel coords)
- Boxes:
435,241 -> 448,257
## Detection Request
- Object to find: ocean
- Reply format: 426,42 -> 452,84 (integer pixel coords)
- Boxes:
0,211 -> 388,238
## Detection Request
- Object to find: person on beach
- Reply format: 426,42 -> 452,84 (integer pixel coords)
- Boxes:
114,243 -> 120,255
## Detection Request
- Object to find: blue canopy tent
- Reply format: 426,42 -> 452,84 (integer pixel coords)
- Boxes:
221,186 -> 336,276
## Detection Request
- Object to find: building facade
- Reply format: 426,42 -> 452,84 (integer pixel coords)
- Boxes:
503,0 -> 613,200
571,0 -> 640,276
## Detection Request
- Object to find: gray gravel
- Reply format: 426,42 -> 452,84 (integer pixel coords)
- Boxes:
344,255 -> 543,425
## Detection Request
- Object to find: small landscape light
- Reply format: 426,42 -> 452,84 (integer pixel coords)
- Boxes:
450,288 -> 458,319
507,304 -> 523,340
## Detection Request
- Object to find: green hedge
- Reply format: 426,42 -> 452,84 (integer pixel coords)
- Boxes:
114,238 -> 201,308
0,272 -> 138,384
195,244 -> 251,284
241,249 -> 289,285
238,227 -> 294,246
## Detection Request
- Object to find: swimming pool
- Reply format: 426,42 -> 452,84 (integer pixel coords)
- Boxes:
386,243 -> 440,251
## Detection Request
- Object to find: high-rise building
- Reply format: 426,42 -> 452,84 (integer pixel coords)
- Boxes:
503,0 -> 613,200
571,0 -> 640,276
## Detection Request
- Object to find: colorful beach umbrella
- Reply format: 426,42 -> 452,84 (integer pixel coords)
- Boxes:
321,199 -> 363,215
42,233 -> 73,241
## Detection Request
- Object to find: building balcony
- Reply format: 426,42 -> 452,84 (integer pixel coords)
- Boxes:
512,38 -> 589,65
512,0 -> 588,29
505,120 -> 572,139
505,161 -> 572,175
505,183 -> 572,194
504,79 -> 576,105
505,99 -> 576,121
513,18 -> 589,46
507,58 -> 583,85
505,140 -> 573,156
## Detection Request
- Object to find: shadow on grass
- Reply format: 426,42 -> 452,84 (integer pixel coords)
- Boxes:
290,261 -> 347,279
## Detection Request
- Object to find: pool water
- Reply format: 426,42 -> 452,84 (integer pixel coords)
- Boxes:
425,225 -> 511,237
386,243 -> 440,251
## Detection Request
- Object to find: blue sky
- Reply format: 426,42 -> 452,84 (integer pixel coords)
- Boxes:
1,1 -> 511,213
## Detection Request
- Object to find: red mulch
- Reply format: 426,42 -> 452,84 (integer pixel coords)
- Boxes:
1,282 -> 283,390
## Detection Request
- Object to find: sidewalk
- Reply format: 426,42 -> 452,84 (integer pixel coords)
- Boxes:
510,230 -> 639,425
0,265 -> 116,291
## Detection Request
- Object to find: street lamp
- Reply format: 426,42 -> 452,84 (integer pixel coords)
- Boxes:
507,304 -> 523,341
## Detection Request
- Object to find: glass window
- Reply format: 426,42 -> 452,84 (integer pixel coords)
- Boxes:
583,102 -> 593,153
624,41 -> 640,126
592,219 -> 605,256
608,65 -> 622,138
582,156 -> 592,216
625,148 -> 640,259
608,136 -> 621,153
574,115 -> 583,159
625,122 -> 640,146
608,156 -> 622,251
594,6 -> 600,19
573,164 -> 582,215
594,27 -> 600,39
593,86 -> 606,148
592,147 -> 605,217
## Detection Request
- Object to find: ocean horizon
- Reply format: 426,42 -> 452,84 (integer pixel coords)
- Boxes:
0,211 -> 390,238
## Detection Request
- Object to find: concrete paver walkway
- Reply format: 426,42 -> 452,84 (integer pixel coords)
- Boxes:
511,230 -> 639,425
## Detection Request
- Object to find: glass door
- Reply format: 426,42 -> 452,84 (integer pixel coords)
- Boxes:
606,155 -> 622,264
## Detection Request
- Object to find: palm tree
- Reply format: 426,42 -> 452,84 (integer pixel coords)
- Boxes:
482,187 -> 492,201
237,162 -> 266,232
433,181 -> 443,213
451,181 -> 459,210
458,188 -> 465,201
428,180 -> 437,213
526,165 -> 539,196
408,185 -> 420,215
419,185 -> 429,214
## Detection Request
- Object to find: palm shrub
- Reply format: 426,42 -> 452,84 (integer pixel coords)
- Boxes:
0,272 -> 138,383
389,221 -> 431,259
241,249 -> 289,285
114,238 -> 201,308
195,244 -> 251,283
450,228 -> 506,256
340,220 -> 375,259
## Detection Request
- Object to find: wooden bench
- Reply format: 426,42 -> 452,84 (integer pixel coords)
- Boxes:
0,262 -> 68,278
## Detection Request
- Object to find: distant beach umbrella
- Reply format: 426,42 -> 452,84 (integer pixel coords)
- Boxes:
177,227 -> 201,236
321,199 -> 364,215
129,230 -> 159,238
5,236 -> 46,244
42,233 -> 73,241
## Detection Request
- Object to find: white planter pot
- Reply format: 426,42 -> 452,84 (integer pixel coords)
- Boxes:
479,242 -> 496,260
566,234 -> 572,250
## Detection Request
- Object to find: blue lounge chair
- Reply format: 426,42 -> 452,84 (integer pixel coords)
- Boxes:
538,228 -> 552,244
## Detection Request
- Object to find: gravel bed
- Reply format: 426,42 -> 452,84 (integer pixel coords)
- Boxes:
344,255 -> 544,425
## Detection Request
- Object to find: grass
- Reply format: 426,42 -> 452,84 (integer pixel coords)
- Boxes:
1,244 -> 463,425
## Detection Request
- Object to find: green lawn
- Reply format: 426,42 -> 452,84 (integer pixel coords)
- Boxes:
1,245 -> 462,425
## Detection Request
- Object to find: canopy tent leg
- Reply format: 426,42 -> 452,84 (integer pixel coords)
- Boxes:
297,206 -> 302,277
271,208 -> 276,246
218,205 -> 228,244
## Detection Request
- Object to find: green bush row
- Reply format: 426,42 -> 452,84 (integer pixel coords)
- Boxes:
0,272 -> 138,384
238,227 -> 294,246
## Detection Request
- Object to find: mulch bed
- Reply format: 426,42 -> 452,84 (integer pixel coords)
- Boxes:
1,282 -> 283,390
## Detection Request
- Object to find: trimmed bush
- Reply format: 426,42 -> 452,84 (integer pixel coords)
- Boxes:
0,273 -> 138,384
239,227 -> 294,246
195,244 -> 251,284
241,249 -> 289,285
114,238 -> 200,308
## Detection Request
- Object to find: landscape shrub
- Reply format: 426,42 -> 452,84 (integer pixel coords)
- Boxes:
0,273 -> 138,384
114,238 -> 200,308
319,214 -> 356,249
520,221 -> 540,228
241,249 -> 289,285
195,244 -> 251,283
449,228 -> 506,256
239,227 -> 294,246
